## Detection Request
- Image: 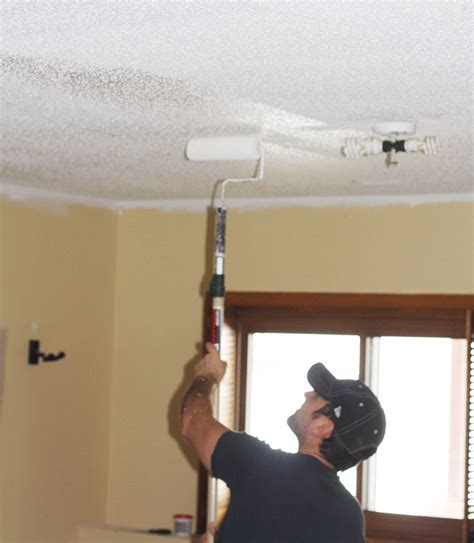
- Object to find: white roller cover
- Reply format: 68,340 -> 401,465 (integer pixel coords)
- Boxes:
186,135 -> 261,161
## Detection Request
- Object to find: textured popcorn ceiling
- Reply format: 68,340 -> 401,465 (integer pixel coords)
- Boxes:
0,1 -> 472,207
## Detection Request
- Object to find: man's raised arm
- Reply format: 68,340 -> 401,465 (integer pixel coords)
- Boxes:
180,342 -> 230,472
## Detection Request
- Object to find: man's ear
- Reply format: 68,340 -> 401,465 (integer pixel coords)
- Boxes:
311,418 -> 334,440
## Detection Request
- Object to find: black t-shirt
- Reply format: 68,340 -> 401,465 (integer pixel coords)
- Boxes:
211,431 -> 364,543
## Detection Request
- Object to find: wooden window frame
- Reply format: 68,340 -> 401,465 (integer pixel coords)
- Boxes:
198,292 -> 474,542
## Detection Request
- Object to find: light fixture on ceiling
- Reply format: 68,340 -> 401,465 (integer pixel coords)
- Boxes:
342,122 -> 439,167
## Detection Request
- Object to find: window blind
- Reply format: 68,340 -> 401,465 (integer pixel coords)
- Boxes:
467,313 -> 474,541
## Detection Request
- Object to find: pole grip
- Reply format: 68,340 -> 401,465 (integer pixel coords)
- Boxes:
215,207 -> 227,255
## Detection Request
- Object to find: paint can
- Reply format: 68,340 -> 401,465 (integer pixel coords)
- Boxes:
173,513 -> 193,537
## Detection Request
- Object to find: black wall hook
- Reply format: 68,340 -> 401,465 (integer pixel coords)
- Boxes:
28,340 -> 65,365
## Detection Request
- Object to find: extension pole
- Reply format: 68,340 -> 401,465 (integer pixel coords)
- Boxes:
207,205 -> 227,542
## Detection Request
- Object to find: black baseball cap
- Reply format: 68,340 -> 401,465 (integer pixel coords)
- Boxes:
307,363 -> 386,471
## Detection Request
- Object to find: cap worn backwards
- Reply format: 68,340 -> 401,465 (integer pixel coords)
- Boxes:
307,363 -> 386,471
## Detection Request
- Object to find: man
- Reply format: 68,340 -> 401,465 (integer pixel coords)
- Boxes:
181,342 -> 386,542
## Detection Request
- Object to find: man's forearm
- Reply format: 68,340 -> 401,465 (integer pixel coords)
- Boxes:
180,376 -> 217,435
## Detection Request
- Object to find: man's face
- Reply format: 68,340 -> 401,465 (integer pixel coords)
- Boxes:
287,391 -> 331,442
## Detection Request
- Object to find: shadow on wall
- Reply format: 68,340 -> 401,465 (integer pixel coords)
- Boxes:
167,348 -> 204,471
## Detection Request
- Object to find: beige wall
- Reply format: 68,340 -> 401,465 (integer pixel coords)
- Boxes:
107,210 -> 208,529
225,204 -> 473,293
0,200 -> 117,542
0,198 -> 4,539
0,200 -> 472,541
107,202 -> 473,532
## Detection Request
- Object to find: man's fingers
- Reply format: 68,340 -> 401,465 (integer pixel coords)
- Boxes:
205,341 -> 217,353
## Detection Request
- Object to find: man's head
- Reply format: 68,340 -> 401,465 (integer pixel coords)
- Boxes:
288,363 -> 386,471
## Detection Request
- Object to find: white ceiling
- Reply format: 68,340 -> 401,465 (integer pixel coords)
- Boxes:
1,1 -> 473,208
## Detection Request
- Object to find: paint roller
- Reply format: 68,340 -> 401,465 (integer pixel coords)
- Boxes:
185,134 -> 263,540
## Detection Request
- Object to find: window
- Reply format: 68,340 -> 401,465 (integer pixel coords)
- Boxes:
198,293 -> 473,543
365,336 -> 466,519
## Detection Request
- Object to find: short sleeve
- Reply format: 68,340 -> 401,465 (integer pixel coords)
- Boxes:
211,431 -> 271,488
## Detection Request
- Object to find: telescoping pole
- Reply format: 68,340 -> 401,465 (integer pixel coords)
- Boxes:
207,205 -> 227,541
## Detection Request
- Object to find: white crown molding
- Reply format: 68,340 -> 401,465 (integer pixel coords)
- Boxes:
1,183 -> 473,212
0,183 -> 119,211
115,192 -> 474,211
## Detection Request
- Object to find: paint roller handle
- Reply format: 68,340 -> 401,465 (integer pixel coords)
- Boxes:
209,206 -> 226,350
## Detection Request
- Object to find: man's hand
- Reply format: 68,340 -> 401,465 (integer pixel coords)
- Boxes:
195,342 -> 227,384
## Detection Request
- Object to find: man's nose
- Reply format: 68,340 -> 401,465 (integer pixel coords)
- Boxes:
304,391 -> 316,400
